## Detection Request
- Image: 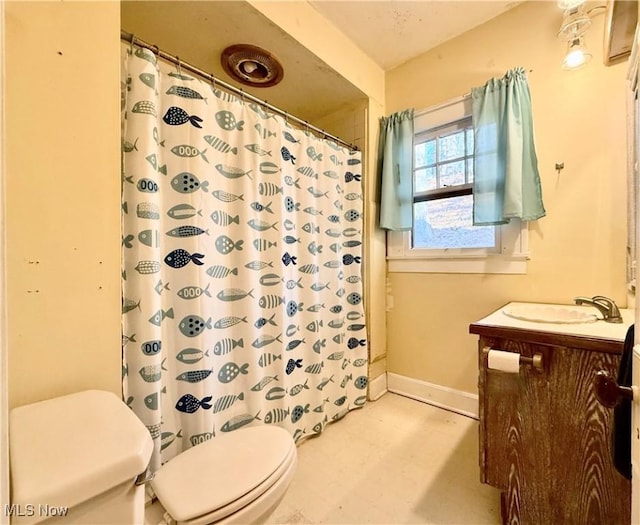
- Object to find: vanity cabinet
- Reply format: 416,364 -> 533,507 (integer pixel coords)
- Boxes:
470,320 -> 631,524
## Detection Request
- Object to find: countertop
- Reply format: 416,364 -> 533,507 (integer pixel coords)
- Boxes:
469,302 -> 634,353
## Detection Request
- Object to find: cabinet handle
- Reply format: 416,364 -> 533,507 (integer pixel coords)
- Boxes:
594,370 -> 634,408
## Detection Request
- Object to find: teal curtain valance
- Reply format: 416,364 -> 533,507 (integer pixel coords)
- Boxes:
378,109 -> 415,231
471,67 -> 545,225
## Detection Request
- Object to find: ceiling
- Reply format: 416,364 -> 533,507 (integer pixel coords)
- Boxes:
121,1 -> 521,123
308,1 -> 521,71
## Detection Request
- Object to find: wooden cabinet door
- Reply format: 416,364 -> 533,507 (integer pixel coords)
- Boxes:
480,337 -> 631,524
548,347 -> 630,524
479,337 -> 553,523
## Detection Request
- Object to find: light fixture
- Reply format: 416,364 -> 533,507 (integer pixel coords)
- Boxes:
557,2 -> 598,70
221,44 -> 284,88
557,5 -> 591,40
562,35 -> 593,70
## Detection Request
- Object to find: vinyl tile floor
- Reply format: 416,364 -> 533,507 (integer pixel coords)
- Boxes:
267,392 -> 502,525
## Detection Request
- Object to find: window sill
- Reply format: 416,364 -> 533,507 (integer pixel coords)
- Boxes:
387,254 -> 529,274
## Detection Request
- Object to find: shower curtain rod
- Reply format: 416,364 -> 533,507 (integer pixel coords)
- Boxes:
121,31 -> 358,152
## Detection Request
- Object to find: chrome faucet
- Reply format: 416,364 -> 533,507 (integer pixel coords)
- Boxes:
574,295 -> 623,323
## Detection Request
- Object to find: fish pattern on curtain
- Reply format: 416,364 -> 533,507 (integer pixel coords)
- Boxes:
121,45 -> 367,469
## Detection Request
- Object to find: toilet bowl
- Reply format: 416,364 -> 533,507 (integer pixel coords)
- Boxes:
9,390 -> 297,525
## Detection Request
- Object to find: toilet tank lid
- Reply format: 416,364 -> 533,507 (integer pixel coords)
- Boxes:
9,390 -> 153,519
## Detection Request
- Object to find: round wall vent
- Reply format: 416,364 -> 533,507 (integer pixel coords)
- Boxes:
221,44 -> 284,88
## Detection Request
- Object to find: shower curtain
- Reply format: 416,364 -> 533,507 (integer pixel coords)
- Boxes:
121,44 -> 367,469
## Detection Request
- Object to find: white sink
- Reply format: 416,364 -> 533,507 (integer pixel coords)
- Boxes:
502,304 -> 599,324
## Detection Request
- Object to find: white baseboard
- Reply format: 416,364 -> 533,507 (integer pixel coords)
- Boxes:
387,372 -> 478,419
367,373 -> 388,401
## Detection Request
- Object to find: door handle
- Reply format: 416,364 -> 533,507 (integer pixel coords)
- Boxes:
594,370 -> 635,408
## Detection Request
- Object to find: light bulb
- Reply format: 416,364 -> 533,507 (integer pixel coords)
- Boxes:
562,37 -> 592,70
242,61 -> 258,74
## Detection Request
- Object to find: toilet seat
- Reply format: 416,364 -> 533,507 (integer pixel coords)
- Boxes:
151,425 -> 297,524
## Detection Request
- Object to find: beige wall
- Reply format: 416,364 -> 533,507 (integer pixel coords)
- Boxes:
247,1 -> 384,106
313,100 -> 368,152
385,1 -> 629,393
5,1 -> 122,408
1,2 -> 8,520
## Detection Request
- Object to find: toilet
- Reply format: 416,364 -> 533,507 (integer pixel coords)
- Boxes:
9,390 -> 297,525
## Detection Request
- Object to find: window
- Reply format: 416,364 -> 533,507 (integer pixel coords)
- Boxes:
413,117 -> 495,250
387,97 -> 529,274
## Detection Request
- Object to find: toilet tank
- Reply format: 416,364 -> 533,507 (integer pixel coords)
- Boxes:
9,390 -> 153,525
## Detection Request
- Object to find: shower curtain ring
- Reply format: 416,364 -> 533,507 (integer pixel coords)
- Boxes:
240,89 -> 245,103
176,57 -> 182,75
152,44 -> 159,58
129,35 -> 135,55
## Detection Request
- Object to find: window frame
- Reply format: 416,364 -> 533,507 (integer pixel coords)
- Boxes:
386,96 -> 529,275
